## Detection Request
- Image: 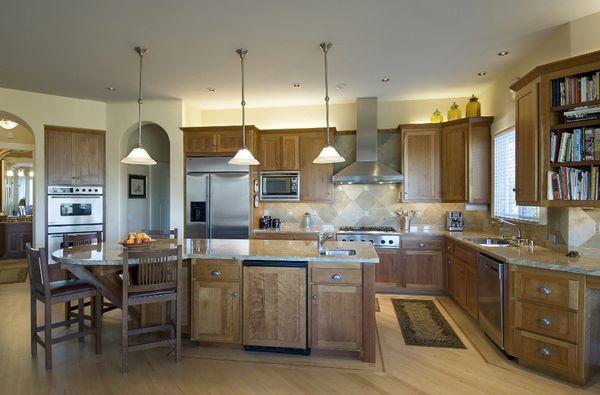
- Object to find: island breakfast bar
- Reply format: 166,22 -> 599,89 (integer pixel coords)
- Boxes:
52,239 -> 380,363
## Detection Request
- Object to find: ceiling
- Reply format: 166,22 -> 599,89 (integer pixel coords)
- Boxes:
1,0 -> 599,109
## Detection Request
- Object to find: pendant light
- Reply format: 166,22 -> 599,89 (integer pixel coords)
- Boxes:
121,46 -> 157,165
0,119 -> 18,130
313,42 -> 345,164
229,48 -> 259,166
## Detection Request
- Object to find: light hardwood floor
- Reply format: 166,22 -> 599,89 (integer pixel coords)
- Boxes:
1,282 -> 599,394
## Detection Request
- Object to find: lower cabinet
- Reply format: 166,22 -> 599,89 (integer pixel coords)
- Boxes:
402,249 -> 444,291
191,280 -> 241,343
446,240 -> 478,320
374,248 -> 402,289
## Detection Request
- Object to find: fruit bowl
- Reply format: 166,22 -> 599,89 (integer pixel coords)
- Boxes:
120,232 -> 154,248
119,240 -> 156,249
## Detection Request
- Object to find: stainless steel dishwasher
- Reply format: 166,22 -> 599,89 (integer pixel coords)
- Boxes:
477,254 -> 505,350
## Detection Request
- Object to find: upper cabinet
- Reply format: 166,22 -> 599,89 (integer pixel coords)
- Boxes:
298,130 -> 334,202
400,125 -> 441,202
515,78 -> 541,205
181,126 -> 258,157
45,127 -> 105,186
258,132 -> 299,171
441,117 -> 493,203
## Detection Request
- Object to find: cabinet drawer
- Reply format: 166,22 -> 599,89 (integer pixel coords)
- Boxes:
312,268 -> 362,285
453,244 -> 477,267
513,269 -> 581,310
514,301 -> 578,343
514,329 -> 578,379
402,238 -> 444,250
193,260 -> 240,282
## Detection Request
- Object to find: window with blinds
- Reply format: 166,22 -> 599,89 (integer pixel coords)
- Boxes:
493,129 -> 540,221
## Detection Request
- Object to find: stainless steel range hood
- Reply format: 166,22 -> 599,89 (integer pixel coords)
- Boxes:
333,97 -> 404,184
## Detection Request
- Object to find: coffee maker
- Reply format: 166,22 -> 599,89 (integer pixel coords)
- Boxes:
446,211 -> 464,231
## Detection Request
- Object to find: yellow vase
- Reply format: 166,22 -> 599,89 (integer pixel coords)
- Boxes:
447,102 -> 462,121
466,94 -> 481,117
430,109 -> 443,123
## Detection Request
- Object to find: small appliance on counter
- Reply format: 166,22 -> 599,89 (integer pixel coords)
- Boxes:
259,216 -> 272,229
446,211 -> 464,231
271,218 -> 281,229
302,213 -> 313,229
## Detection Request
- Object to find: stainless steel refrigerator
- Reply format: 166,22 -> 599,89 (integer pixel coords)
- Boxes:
185,157 -> 250,239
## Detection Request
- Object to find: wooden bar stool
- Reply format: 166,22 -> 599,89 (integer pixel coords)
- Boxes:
121,245 -> 182,372
27,244 -> 102,370
142,228 -> 178,240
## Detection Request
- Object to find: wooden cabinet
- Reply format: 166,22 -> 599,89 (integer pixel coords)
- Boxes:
463,261 -> 478,319
445,240 -> 478,320
402,249 -> 444,291
441,117 -> 492,203
374,248 -> 403,289
401,125 -> 441,202
182,126 -> 258,157
0,222 -> 33,259
45,127 -> 105,186
258,132 -> 299,170
242,265 -> 307,349
299,130 -> 333,202
190,260 -> 241,343
515,78 -> 541,205
311,284 -> 362,351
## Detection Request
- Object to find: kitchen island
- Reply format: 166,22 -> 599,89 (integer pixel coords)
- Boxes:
52,238 -> 379,363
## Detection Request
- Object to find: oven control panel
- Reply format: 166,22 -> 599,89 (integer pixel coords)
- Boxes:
48,186 -> 103,195
336,233 -> 400,248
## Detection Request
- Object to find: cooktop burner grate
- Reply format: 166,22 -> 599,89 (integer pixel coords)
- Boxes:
338,226 -> 396,232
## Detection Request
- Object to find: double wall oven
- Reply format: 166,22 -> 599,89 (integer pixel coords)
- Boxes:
47,186 -> 104,253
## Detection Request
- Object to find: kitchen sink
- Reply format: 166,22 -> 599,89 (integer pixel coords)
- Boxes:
463,237 -> 514,247
319,249 -> 357,256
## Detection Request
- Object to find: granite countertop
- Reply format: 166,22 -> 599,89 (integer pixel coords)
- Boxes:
51,239 -> 379,266
252,223 -> 335,234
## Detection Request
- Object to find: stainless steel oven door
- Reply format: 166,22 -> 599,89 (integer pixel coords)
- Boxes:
48,196 -> 103,226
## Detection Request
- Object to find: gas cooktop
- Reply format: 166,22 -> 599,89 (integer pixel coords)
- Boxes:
336,226 -> 399,248
337,226 -> 397,232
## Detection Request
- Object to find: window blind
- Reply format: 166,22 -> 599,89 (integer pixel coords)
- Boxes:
493,129 -> 540,221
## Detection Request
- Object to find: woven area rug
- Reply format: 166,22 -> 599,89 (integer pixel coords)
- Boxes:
0,259 -> 28,284
392,299 -> 465,349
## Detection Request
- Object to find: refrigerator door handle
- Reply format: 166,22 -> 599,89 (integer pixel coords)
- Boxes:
207,174 -> 212,239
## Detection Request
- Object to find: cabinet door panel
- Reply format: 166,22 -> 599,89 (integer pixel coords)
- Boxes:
375,248 -> 402,288
403,249 -> 444,291
259,135 -> 282,170
72,132 -> 104,185
46,130 -> 74,185
515,79 -> 540,205
215,130 -> 243,153
281,135 -> 299,170
311,284 -> 362,351
299,132 -> 333,202
243,266 -> 307,348
191,281 -> 241,343
447,254 -> 456,297
464,262 -> 478,320
402,128 -> 441,202
186,132 -> 216,155
442,125 -> 468,202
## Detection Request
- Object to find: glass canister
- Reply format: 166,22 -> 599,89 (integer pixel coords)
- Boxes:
447,102 -> 462,121
465,94 -> 481,117
430,109 -> 443,123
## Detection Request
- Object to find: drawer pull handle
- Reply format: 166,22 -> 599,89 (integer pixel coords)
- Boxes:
331,273 -> 343,281
538,317 -> 552,327
418,243 -> 426,248
448,258 -> 452,265
538,347 -> 552,357
232,292 -> 239,297
312,295 -> 318,300
211,270 -> 222,277
538,286 -> 552,295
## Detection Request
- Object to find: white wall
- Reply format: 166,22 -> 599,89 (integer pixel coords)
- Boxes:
0,87 -> 106,247
106,99 -> 183,243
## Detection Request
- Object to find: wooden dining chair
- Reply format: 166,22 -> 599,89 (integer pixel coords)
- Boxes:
142,228 -> 178,240
121,245 -> 182,372
26,244 -> 102,370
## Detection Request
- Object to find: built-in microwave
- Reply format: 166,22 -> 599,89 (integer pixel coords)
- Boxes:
260,171 -> 300,201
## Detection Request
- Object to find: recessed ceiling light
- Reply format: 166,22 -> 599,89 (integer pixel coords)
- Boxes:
381,77 -> 390,82
291,82 -> 302,88
477,71 -> 487,76
105,86 -> 116,91
207,87 -> 215,92
497,51 -> 509,56
336,83 -> 347,90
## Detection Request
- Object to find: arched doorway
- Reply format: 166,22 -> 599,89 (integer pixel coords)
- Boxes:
123,123 -> 170,233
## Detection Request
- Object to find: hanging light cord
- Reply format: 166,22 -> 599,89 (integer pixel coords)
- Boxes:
237,48 -> 248,148
136,47 -> 147,148
321,42 -> 331,146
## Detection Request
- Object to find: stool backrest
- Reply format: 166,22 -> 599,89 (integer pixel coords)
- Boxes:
141,228 -> 178,240
122,245 -> 182,295
26,244 -> 50,298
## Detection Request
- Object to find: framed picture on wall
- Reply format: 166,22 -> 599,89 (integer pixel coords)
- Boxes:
128,174 -> 147,199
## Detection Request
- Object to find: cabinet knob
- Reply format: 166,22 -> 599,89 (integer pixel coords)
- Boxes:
418,243 -> 425,248
312,295 -> 318,300
331,273 -> 342,281
232,292 -> 239,297
538,317 -> 552,327
538,286 -> 552,295
211,269 -> 222,277
538,347 -> 552,357
448,258 -> 452,265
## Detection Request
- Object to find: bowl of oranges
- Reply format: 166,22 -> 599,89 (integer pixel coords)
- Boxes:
120,232 -> 154,249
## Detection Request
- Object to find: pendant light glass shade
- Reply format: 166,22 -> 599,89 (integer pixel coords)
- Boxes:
121,46 -> 157,166
0,119 -> 18,130
313,42 -> 345,164
229,48 -> 260,166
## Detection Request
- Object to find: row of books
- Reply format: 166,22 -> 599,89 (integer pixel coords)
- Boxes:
563,105 -> 600,123
550,128 -> 600,163
547,167 -> 600,201
552,72 -> 600,107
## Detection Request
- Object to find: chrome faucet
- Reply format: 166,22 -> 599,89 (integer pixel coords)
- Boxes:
317,231 -> 334,253
494,218 -> 522,240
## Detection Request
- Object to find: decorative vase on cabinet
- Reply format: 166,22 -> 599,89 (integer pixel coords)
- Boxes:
430,109 -> 443,123
447,102 -> 462,121
465,95 -> 481,117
